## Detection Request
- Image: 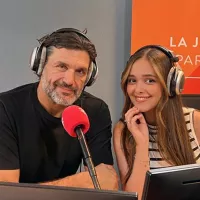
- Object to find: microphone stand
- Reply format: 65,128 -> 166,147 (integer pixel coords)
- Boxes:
75,126 -> 101,189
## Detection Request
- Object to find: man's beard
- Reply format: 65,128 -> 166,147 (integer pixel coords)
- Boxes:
41,76 -> 83,106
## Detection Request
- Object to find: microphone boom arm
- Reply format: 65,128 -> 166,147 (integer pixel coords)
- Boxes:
75,126 -> 101,190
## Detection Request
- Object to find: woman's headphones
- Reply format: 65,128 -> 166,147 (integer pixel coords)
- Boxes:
29,28 -> 98,87
129,45 -> 185,97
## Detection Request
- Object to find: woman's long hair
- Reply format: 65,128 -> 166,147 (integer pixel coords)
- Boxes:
120,47 -> 195,184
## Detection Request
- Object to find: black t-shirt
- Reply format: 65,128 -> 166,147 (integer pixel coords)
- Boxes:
0,82 -> 113,183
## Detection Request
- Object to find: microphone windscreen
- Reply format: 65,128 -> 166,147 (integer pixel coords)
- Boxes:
62,105 -> 90,137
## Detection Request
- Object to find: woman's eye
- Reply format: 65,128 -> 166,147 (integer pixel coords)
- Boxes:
127,78 -> 136,83
146,79 -> 155,83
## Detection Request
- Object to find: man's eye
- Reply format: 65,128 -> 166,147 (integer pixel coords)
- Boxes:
77,69 -> 87,76
59,64 -> 66,69
56,64 -> 66,70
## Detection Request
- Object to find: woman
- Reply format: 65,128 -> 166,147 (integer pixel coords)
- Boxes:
113,45 -> 200,200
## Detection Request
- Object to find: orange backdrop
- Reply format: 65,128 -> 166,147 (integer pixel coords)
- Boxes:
131,0 -> 200,94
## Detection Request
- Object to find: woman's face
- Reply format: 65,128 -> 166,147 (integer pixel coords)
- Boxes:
126,58 -> 162,113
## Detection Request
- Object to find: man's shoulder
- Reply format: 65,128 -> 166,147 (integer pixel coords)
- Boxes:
82,91 -> 108,110
0,82 -> 37,107
0,83 -> 36,97
80,91 -> 111,122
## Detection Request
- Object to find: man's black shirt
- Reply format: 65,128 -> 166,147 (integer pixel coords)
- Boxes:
0,82 -> 113,183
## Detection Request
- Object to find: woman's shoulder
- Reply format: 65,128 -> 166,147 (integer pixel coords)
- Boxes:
193,109 -> 200,125
182,106 -> 195,114
193,109 -> 200,144
182,106 -> 200,116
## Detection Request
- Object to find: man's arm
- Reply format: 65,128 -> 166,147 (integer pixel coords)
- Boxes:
42,163 -> 118,190
0,169 -> 93,189
0,170 -> 19,182
0,164 -> 117,190
40,170 -> 93,188
0,168 -> 92,188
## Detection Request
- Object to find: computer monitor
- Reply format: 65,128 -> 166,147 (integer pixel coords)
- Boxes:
181,94 -> 200,110
0,182 -> 137,200
142,163 -> 200,200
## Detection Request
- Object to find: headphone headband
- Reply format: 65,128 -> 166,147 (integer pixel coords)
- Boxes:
48,28 -> 90,41
130,45 -> 179,63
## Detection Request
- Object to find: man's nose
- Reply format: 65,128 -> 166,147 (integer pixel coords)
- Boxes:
63,70 -> 75,86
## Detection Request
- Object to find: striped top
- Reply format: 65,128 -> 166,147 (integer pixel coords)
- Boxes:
149,107 -> 200,169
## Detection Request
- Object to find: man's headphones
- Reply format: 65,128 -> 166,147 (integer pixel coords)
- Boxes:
29,28 -> 98,87
129,45 -> 185,97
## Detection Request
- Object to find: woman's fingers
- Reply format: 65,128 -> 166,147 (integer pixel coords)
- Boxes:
130,113 -> 143,125
136,112 -> 146,124
124,107 -> 149,146
125,107 -> 140,123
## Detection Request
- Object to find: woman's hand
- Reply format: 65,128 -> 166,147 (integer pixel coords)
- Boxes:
125,107 -> 149,147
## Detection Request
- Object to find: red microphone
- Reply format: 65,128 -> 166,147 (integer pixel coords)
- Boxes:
62,105 -> 101,189
62,105 -> 90,137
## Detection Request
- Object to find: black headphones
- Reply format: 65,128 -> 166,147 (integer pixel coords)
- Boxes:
29,28 -> 98,87
129,45 -> 185,97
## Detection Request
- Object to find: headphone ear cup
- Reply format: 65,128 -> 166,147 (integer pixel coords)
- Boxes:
167,67 -> 185,97
167,67 -> 176,97
29,45 -> 46,76
85,62 -> 98,87
30,47 -> 39,72
175,69 -> 185,95
36,47 -> 47,76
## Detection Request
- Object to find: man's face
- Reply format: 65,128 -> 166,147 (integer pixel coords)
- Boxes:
40,47 -> 90,106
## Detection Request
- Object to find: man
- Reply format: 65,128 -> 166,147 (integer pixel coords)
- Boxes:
0,28 -> 118,190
